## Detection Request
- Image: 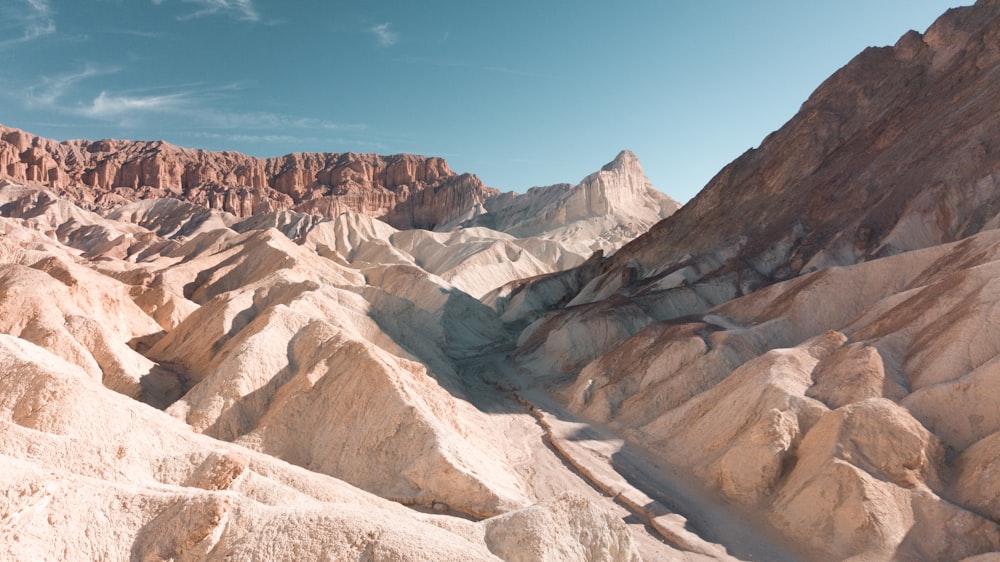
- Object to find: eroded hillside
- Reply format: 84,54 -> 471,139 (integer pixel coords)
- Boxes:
5,1 -> 1000,561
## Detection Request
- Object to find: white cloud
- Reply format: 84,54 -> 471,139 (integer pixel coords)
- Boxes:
369,22 -> 397,47
79,91 -> 190,119
0,0 -> 56,46
22,63 -> 368,140
157,0 -> 260,22
27,65 -> 116,107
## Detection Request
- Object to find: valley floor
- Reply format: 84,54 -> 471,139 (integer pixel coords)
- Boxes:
455,345 -> 808,562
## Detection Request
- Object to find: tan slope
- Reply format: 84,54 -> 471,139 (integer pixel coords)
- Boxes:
536,228 -> 1000,560
300,211 -> 588,299
0,184 -> 678,560
0,333 -> 647,561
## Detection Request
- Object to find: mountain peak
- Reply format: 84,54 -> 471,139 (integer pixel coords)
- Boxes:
601,149 -> 640,172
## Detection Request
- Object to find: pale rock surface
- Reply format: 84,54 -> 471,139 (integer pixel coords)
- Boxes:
302,210 -> 586,299
452,150 -> 679,257
133,231 -> 523,516
482,493 -> 642,562
541,228 -> 1000,559
12,4 -> 1000,559
0,180 -> 687,560
0,333 -> 645,562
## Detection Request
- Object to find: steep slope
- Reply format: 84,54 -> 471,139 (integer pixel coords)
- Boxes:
0,333 -> 646,562
454,150 -> 679,256
513,0 -> 1000,317
500,1 -> 1000,559
0,125 -> 496,229
0,182 -> 697,560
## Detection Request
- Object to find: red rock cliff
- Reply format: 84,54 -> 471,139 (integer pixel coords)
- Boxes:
0,126 -> 497,230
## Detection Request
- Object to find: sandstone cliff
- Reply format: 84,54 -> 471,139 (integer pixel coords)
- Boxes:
0,125 -> 496,229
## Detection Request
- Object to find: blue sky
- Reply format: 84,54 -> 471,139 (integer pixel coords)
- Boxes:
0,0 -> 970,202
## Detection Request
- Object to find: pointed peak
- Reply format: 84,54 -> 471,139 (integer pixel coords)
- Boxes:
601,150 -> 641,172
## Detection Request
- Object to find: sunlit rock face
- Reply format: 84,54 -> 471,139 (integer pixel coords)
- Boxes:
503,1 -> 1000,559
9,1 -> 1000,560
454,149 -> 680,256
0,175 -> 673,561
0,125 -> 494,229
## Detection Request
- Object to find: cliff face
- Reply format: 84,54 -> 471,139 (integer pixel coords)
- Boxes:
604,0 -> 1000,288
0,126 -> 496,229
475,150 -> 678,236
492,2 -> 1000,559
455,150 -> 679,257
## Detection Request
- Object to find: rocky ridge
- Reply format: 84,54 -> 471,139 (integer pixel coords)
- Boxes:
6,1 -> 1000,560
0,125 -> 496,230
500,0 -> 1000,559
453,150 -> 679,256
0,126 -> 678,246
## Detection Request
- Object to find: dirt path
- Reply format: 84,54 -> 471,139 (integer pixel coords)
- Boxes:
457,350 -> 810,562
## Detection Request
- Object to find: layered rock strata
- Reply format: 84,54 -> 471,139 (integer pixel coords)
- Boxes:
0,126 -> 495,229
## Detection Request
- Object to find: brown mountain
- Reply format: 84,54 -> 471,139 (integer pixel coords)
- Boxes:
616,0 -> 1000,299
0,125 -> 496,230
501,1 -> 1000,559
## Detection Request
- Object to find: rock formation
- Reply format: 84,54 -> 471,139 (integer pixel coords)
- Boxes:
0,123 -> 679,246
452,149 -> 679,256
8,1 -> 1000,560
0,178 -> 699,561
0,125 -> 496,229
501,1 -> 1000,559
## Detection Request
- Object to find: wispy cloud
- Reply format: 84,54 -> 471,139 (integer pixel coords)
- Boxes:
27,65 -> 118,107
155,0 -> 260,22
102,29 -> 167,39
80,91 -> 191,119
189,131 -> 389,151
192,131 -> 306,144
23,64 -> 367,135
0,0 -> 56,46
369,22 -> 397,47
196,110 -> 367,132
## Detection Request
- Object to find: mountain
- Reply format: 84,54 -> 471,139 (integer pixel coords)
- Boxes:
451,150 -> 680,256
0,125 -> 496,230
7,1 -> 1000,560
0,179 -> 682,560
504,1 -> 1000,559
0,130 -> 675,298
0,126 -> 679,245
569,0 -> 1000,313
0,140 -> 694,560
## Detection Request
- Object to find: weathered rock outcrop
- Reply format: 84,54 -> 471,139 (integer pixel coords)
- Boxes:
0,125 -> 496,229
509,0 -> 1000,320
455,150 -> 679,256
500,1 -> 1000,559
0,180 -> 685,560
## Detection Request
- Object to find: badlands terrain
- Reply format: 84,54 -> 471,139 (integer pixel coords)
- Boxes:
6,0 -> 1000,561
